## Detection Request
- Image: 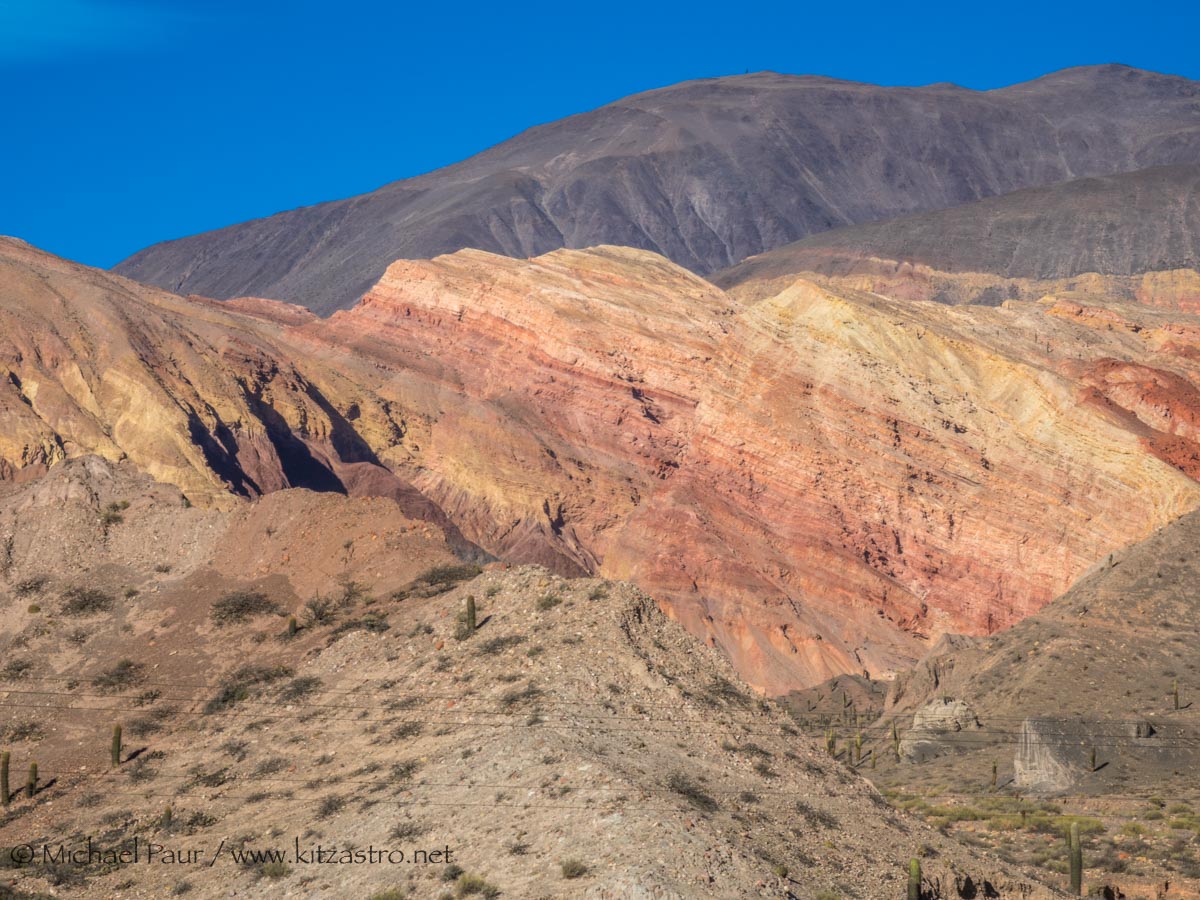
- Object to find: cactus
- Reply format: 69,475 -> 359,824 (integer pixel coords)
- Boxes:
111,724 -> 122,768
162,805 -> 173,829
991,760 -> 997,790
870,749 -> 876,769
25,761 -> 37,799
288,616 -> 298,637
854,731 -> 863,764
891,720 -> 899,742
0,750 -> 8,807
1089,746 -> 1096,772
1174,678 -> 1181,710
465,595 -> 477,632
1068,821 -> 1082,895
907,858 -> 921,900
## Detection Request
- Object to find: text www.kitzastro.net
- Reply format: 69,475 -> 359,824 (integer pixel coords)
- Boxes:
8,837 -> 455,867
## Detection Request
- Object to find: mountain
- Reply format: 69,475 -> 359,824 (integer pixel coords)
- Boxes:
715,164 -> 1200,303
10,237 -> 1200,698
113,64 -> 1200,315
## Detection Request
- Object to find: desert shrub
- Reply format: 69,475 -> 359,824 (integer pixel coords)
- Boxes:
205,665 -> 293,712
795,800 -> 839,829
92,658 -> 147,693
369,890 -> 408,900
441,864 -> 465,882
278,676 -> 323,702
455,873 -> 500,897
0,658 -> 33,681
100,501 -> 128,528
61,587 -> 115,616
500,682 -> 541,708
330,612 -> 390,638
210,591 -> 279,626
416,564 -> 481,588
260,860 -> 291,879
667,773 -> 718,813
316,795 -> 345,819
252,757 -> 290,776
478,634 -> 526,655
128,705 -> 176,737
303,595 -> 337,626
5,720 -> 45,742
536,594 -> 562,611
389,819 -> 427,841
14,576 -> 47,597
561,858 -> 588,879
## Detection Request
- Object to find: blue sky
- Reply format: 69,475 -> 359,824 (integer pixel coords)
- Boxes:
4,0 -> 1200,269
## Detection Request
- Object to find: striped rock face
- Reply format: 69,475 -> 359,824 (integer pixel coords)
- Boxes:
5,236 -> 1200,692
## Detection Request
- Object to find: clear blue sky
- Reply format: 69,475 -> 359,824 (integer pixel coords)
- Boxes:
3,0 -> 1200,269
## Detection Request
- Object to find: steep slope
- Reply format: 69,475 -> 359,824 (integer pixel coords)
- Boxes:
716,164 -> 1200,303
114,64 -> 1200,314
790,508 -> 1200,895
0,236 -> 472,552
0,462 -> 1055,897
10,238 -> 1200,695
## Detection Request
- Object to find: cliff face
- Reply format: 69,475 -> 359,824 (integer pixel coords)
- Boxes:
8,236 -> 1200,692
114,65 -> 1200,314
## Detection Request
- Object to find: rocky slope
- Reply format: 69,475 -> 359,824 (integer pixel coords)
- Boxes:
715,164 -> 1200,304
113,65 -> 1200,314
8,238 -> 1200,696
0,459 -> 1056,897
777,506 -> 1200,895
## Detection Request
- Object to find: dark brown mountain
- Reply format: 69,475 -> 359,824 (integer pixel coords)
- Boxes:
115,64 -> 1200,315
715,164 -> 1200,293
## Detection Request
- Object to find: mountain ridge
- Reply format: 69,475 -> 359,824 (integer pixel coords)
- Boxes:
114,64 -> 1200,314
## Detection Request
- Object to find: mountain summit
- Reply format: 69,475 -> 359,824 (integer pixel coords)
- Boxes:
115,65 -> 1200,314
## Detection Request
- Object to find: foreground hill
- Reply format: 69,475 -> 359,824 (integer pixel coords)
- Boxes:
7,238 -> 1200,694
114,65 -> 1200,314
716,164 -> 1200,305
0,459 -> 1053,898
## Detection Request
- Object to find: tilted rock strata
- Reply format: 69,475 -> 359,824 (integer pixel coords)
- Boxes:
7,236 -> 1200,691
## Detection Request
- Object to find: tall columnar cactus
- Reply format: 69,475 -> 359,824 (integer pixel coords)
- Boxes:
26,762 -> 37,799
1089,746 -> 1097,772
907,858 -> 921,900
991,760 -> 998,790
288,616 -> 298,637
111,724 -> 123,768
854,732 -> 863,764
1068,822 -> 1083,895
1174,679 -> 1181,711
465,595 -> 477,632
0,750 -> 9,807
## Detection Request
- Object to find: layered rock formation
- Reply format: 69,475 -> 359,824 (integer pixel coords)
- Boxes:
114,65 -> 1200,314
8,236 -> 1200,692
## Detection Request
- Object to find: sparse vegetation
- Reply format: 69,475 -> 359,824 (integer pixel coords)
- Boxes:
92,658 -> 147,693
61,586 -> 115,616
667,773 -> 719,812
560,858 -> 588,879
205,665 -> 293,712
210,590 -> 279,625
